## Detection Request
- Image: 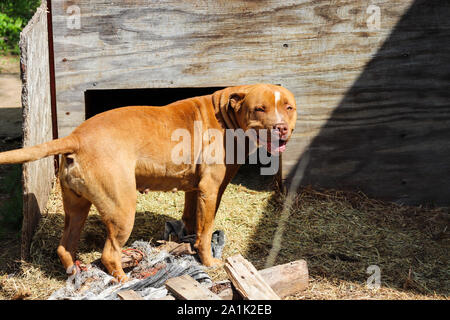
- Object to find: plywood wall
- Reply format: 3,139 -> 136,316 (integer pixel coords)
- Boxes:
50,0 -> 450,205
20,1 -> 54,259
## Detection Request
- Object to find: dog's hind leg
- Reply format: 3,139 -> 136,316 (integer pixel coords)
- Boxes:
89,175 -> 137,283
99,199 -> 136,283
57,185 -> 92,275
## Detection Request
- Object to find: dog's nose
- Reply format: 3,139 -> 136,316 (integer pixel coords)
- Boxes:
273,123 -> 289,137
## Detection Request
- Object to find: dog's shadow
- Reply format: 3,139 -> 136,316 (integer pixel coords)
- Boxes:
81,211 -> 175,252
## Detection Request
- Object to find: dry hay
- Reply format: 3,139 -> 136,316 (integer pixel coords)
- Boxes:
0,169 -> 448,300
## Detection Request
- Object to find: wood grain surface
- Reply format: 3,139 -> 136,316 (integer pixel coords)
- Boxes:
20,1 -> 54,259
165,274 -> 222,300
49,0 -> 450,204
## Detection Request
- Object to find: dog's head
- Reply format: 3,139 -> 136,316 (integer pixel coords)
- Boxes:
213,84 -> 297,154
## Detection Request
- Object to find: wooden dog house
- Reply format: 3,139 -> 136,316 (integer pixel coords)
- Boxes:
19,0 -> 450,258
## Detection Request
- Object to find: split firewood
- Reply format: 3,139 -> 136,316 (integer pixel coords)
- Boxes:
225,254 -> 280,300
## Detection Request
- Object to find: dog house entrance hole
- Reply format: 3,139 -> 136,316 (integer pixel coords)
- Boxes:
85,87 -> 227,119
84,87 -> 279,188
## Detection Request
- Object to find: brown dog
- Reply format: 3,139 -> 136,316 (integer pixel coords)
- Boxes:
0,84 -> 297,282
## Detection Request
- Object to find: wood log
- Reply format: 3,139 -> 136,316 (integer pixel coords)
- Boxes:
166,274 -> 221,300
224,254 -> 280,300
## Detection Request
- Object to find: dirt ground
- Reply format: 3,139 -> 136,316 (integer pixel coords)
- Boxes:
0,56 -> 21,134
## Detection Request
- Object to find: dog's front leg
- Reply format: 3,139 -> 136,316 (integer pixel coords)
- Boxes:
194,177 -> 223,267
182,190 -> 198,235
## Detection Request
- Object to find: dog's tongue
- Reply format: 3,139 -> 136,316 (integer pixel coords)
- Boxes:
276,144 -> 286,153
268,141 -> 287,154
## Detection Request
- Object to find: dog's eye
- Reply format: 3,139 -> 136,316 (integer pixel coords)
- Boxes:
255,106 -> 265,112
286,105 -> 293,110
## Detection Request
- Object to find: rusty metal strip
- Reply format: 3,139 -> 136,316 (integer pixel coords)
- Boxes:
46,0 -> 59,173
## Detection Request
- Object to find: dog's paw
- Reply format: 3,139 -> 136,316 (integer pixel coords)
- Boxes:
202,257 -> 224,268
110,270 -> 129,283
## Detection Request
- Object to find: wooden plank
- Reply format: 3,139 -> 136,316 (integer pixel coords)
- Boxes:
259,260 -> 308,298
165,274 -> 222,300
224,254 -> 280,300
117,290 -> 144,300
19,1 -> 54,259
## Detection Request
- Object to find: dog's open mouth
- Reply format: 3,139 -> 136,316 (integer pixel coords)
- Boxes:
257,136 -> 288,155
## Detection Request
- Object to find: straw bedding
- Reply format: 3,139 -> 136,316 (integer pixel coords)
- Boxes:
0,169 -> 448,300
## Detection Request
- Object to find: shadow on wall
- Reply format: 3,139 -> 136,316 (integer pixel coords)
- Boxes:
244,0 -> 450,297
287,0 -> 450,206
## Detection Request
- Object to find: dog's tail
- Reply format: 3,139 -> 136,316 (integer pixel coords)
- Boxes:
0,135 -> 78,164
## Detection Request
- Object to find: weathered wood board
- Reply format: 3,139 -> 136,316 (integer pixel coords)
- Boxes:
259,260 -> 308,297
50,0 -> 450,205
165,274 -> 222,300
117,290 -> 144,300
225,254 -> 280,300
19,1 -> 54,259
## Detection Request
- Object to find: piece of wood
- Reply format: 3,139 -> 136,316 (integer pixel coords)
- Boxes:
209,260 -> 309,299
117,290 -> 144,300
19,0 -> 54,260
165,274 -> 221,300
224,254 -> 280,300
259,260 -> 308,297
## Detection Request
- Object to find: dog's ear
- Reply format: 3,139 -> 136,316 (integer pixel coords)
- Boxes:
215,87 -> 248,112
213,86 -> 250,129
229,92 -> 246,112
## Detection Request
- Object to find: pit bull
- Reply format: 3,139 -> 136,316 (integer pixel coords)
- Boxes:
0,84 -> 297,282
